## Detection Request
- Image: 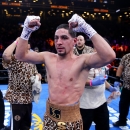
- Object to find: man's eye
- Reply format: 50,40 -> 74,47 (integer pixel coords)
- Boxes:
61,36 -> 68,39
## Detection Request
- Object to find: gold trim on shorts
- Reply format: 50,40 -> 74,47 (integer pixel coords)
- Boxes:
45,99 -> 82,122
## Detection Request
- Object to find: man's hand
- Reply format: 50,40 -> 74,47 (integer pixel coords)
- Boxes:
68,14 -> 97,38
108,85 -> 118,92
107,91 -> 121,104
36,73 -> 42,81
90,75 -> 107,87
20,16 -> 41,40
114,81 -> 120,87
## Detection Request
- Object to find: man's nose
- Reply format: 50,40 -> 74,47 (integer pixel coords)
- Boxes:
57,38 -> 62,44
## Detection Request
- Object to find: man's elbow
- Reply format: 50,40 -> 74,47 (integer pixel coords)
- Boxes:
2,53 -> 11,61
107,51 -> 116,63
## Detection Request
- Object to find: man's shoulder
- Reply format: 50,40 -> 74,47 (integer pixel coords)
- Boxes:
42,51 -> 56,56
38,51 -> 56,62
43,52 -> 57,63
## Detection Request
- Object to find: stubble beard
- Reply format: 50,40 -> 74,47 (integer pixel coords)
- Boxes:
57,52 -> 66,56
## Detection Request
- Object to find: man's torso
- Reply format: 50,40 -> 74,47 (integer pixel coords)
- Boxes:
44,53 -> 90,105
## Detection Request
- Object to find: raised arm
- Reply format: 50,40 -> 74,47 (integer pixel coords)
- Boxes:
2,38 -> 18,62
15,16 -> 45,64
88,34 -> 116,68
68,14 -> 116,68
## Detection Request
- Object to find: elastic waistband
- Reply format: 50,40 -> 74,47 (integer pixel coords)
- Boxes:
45,99 -> 81,122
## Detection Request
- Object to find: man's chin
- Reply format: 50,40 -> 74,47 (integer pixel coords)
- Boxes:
57,52 -> 66,56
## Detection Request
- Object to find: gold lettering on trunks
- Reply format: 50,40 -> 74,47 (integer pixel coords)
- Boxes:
57,122 -> 66,130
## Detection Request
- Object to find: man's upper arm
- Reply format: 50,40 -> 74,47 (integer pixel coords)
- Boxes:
84,52 -> 105,69
17,51 -> 46,64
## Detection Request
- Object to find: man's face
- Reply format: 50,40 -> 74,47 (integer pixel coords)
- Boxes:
77,35 -> 85,47
54,28 -> 76,56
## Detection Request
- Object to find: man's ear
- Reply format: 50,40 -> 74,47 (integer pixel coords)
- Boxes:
73,37 -> 77,46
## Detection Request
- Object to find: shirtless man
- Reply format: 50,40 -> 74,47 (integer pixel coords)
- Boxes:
16,14 -> 116,129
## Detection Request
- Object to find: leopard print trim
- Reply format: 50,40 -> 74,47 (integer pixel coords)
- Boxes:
43,114 -> 83,130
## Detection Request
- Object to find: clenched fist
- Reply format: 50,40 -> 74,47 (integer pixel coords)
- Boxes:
20,16 -> 41,40
68,14 -> 97,38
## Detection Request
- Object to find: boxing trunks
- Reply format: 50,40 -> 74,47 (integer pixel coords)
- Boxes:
43,99 -> 83,130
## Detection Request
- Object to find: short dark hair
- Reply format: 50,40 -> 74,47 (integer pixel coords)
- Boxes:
56,24 -> 76,38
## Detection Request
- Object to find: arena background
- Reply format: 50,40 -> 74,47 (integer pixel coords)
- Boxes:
0,0 -> 130,129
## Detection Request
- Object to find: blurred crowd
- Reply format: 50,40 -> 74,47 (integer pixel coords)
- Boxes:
0,17 -> 130,84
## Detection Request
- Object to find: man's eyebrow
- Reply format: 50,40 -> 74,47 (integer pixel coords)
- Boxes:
54,35 -> 68,37
61,35 -> 68,37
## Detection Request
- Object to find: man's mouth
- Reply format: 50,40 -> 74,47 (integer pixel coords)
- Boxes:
57,47 -> 64,50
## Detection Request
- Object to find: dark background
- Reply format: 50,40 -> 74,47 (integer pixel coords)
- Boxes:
0,0 -> 130,84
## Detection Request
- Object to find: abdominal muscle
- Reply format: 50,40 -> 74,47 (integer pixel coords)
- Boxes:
48,80 -> 84,106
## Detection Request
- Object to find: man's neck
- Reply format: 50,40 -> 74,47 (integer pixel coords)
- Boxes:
57,52 -> 74,61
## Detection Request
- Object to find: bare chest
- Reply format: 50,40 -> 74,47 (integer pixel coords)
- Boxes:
47,60 -> 79,83
56,62 -> 74,81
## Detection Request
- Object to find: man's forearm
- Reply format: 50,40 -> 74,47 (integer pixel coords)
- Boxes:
16,37 -> 28,61
16,16 -> 40,61
2,40 -> 17,60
